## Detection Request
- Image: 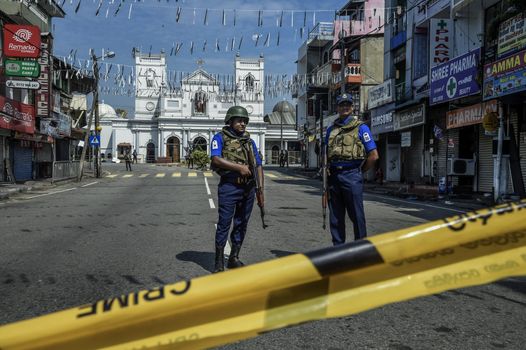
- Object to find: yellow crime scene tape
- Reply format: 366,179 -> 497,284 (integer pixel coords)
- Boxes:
1,200 -> 525,349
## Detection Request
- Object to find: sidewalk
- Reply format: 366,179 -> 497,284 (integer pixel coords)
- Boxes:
271,165 -> 493,212
0,171 -> 102,201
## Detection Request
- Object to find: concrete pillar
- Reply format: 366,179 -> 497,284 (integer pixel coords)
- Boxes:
208,129 -> 213,154
259,131 -> 266,164
158,130 -> 163,157
112,129 -> 116,157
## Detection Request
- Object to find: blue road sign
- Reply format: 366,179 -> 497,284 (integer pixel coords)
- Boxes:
89,135 -> 101,147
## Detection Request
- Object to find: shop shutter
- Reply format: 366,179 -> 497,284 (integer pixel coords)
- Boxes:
478,126 -> 494,193
35,143 -> 53,162
13,144 -> 33,181
0,137 -> 4,182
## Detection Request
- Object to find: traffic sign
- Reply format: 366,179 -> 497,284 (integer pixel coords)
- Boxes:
4,59 -> 40,78
89,135 -> 101,146
5,79 -> 40,90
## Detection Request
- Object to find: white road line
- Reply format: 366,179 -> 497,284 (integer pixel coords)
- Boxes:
365,193 -> 467,214
209,198 -> 216,209
123,174 -> 133,178
106,174 -> 118,178
155,173 -> 166,178
25,187 -> 77,199
204,177 -> 211,195
266,173 -> 277,178
81,181 -> 99,188
188,172 -> 197,177
172,172 -> 181,177
139,174 -> 149,178
204,172 -> 213,177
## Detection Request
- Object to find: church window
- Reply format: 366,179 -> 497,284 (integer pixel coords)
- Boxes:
245,74 -> 255,91
146,69 -> 156,88
194,91 -> 207,115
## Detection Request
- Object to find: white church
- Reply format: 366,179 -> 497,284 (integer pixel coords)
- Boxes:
99,50 -> 275,163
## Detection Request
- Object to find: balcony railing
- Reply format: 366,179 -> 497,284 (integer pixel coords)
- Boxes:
345,64 -> 361,84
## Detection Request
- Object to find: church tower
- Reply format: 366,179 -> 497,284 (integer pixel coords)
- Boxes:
133,48 -> 166,120
235,55 -> 264,123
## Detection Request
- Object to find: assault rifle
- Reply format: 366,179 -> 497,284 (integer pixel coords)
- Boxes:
322,145 -> 328,230
245,144 -> 268,229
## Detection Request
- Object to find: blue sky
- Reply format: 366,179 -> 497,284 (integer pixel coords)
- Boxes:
53,0 -> 345,114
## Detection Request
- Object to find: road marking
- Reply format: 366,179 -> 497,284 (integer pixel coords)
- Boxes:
365,193 -> 467,214
204,172 -> 213,177
266,173 -> 277,178
139,174 -> 149,178
204,177 -> 211,195
172,172 -> 181,177
106,174 -> 117,178
123,174 -> 133,178
209,198 -> 216,209
81,181 -> 99,188
25,187 -> 77,199
155,173 -> 166,178
188,172 -> 197,177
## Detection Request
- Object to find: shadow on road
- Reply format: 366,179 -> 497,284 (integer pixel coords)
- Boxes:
176,251 -> 214,273
270,249 -> 296,258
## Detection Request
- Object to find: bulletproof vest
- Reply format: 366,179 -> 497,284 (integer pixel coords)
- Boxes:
220,127 -> 252,165
327,117 -> 366,162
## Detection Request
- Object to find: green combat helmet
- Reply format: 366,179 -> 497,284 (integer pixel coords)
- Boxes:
224,106 -> 249,124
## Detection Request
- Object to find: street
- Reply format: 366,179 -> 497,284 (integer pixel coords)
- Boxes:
1,164 -> 525,349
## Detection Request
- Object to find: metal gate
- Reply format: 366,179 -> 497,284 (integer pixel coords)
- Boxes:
13,143 -> 33,181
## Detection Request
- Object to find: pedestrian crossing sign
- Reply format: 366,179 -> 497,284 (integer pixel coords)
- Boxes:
89,135 -> 101,146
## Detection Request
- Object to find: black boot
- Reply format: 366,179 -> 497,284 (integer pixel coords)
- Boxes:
213,246 -> 225,273
227,244 -> 244,269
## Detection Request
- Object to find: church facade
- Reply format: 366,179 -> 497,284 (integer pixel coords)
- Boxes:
99,51 -> 267,163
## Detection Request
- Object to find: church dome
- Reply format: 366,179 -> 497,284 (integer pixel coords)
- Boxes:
98,103 -> 118,119
272,101 -> 295,114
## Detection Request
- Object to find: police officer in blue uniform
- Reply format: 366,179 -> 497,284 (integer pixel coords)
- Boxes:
325,94 -> 379,245
210,106 -> 264,273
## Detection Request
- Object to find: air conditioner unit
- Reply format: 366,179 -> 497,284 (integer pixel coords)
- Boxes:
447,158 -> 475,176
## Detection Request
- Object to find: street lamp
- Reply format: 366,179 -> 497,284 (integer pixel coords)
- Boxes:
77,49 -> 115,181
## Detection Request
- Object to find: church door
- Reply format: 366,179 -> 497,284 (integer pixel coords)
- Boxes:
166,137 -> 180,162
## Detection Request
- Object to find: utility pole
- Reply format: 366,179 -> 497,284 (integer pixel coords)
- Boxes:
339,33 -> 346,95
92,51 -> 101,178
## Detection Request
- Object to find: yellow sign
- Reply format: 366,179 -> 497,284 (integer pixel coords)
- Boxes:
483,111 -> 499,132
0,201 -> 525,349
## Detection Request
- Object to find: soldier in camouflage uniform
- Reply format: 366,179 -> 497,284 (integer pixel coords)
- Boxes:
210,106 -> 264,273
324,94 -> 379,245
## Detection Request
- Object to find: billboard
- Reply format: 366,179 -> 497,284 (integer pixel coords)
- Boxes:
2,24 -> 41,58
0,95 -> 35,134
483,48 -> 526,100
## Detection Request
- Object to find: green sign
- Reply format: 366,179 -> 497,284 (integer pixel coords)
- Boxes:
4,59 -> 40,78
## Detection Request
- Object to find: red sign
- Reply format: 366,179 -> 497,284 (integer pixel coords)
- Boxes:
0,95 -> 35,134
3,24 -> 41,58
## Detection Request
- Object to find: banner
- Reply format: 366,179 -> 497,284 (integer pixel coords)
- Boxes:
0,95 -> 35,134
498,12 -> 526,58
483,48 -> 526,100
370,103 -> 394,135
2,24 -> 40,58
430,49 -> 481,105
36,34 -> 52,119
0,201 -> 524,349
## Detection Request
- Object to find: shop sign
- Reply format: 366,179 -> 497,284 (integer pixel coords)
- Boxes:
430,48 -> 481,105
370,103 -> 394,135
4,59 -> 41,78
0,95 -> 35,134
483,48 -> 526,100
368,80 -> 394,109
5,80 -> 40,90
394,104 -> 425,131
2,24 -> 41,58
401,131 -> 411,148
37,35 -> 52,119
446,100 -> 498,129
430,19 -> 453,69
498,12 -> 526,58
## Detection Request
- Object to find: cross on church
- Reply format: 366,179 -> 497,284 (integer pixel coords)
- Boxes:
196,59 -> 205,69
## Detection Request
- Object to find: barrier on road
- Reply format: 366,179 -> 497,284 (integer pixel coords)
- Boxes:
1,200 -> 525,349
